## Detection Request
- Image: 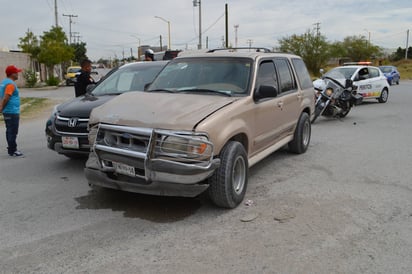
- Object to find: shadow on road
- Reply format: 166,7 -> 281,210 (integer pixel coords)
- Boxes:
74,188 -> 205,222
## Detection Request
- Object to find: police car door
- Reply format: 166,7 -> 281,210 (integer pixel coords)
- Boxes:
355,67 -> 373,97
368,67 -> 384,96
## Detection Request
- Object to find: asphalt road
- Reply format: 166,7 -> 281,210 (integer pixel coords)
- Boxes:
1,83 -> 412,273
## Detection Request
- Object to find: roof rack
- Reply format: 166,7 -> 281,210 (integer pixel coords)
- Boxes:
207,47 -> 272,53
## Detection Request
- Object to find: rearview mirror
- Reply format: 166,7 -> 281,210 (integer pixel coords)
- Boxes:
86,84 -> 96,94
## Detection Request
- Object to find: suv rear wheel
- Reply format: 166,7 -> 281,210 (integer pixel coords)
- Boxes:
208,141 -> 248,208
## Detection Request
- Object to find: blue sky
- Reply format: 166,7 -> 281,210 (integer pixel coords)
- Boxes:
1,0 -> 411,60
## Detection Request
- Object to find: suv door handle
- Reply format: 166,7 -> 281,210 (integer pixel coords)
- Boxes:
277,101 -> 284,109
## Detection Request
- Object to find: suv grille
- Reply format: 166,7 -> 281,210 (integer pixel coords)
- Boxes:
93,124 -> 214,179
55,115 -> 89,135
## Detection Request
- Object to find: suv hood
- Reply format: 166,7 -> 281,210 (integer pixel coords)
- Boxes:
57,95 -> 115,118
89,91 -> 238,130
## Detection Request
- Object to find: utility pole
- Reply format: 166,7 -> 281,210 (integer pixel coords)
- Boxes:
63,14 -> 78,44
72,32 -> 81,43
193,0 -> 202,49
247,39 -> 253,49
54,0 -> 58,27
159,35 -> 163,51
406,29 -> 409,60
234,24 -> 239,48
225,3 -> 229,48
313,22 -> 321,37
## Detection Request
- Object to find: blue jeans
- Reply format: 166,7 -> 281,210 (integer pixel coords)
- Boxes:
3,113 -> 20,155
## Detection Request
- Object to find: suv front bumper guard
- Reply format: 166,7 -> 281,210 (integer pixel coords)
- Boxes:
85,124 -> 220,193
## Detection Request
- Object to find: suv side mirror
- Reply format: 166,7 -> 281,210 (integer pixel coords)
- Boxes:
86,84 -> 96,94
254,85 -> 278,100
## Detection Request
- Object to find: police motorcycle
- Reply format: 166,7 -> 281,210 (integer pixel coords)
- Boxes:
312,70 -> 363,123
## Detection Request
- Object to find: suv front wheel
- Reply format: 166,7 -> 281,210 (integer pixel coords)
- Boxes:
208,141 -> 248,208
288,112 -> 311,154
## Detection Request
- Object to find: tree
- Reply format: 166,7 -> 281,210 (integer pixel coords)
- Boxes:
71,42 -> 88,63
390,46 -> 412,61
278,30 -> 330,75
18,30 -> 40,60
37,26 -> 74,79
331,35 -> 382,62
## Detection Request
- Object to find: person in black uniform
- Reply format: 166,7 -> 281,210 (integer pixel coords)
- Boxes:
74,59 -> 96,97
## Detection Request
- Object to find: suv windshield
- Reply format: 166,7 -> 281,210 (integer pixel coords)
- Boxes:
92,63 -> 165,96
148,57 -> 252,96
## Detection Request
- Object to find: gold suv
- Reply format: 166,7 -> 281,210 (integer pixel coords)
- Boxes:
85,48 -> 315,208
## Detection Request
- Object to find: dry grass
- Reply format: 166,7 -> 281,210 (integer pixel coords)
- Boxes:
392,59 -> 412,80
0,97 -> 53,123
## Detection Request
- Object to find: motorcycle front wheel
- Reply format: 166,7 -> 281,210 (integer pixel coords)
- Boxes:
338,102 -> 351,118
312,101 -> 324,123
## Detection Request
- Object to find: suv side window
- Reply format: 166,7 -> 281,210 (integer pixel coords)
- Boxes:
292,58 -> 313,89
274,58 -> 296,93
256,61 -> 278,90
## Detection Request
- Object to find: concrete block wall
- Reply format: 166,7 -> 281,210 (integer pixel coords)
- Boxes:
0,51 -> 30,87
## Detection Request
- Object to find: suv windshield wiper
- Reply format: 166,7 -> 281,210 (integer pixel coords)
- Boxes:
98,92 -> 124,96
178,88 -> 232,97
148,89 -> 176,93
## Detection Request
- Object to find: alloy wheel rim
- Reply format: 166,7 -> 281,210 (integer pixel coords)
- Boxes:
232,155 -> 246,194
303,119 -> 310,147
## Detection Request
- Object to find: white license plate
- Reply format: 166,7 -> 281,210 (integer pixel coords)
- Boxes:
113,162 -> 136,177
62,136 -> 79,149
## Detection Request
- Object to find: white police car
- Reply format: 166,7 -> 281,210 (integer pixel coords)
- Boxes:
321,62 -> 390,103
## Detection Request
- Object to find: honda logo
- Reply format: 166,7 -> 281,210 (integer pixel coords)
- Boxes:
68,118 -> 78,127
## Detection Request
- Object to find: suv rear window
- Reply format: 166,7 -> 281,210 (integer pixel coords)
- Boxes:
274,58 -> 296,93
292,58 -> 313,89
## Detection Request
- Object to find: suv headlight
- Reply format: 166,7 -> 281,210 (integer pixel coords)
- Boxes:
156,133 -> 213,161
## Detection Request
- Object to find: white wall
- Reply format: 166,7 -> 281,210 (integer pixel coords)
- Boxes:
0,51 -> 31,87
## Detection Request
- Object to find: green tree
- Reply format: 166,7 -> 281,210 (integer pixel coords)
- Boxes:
37,26 -> 74,80
71,42 -> 88,63
278,30 -> 330,75
390,46 -> 412,61
18,30 -> 40,60
331,35 -> 382,62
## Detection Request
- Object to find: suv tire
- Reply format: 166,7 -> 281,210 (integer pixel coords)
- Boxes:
288,112 -> 311,154
208,141 -> 248,208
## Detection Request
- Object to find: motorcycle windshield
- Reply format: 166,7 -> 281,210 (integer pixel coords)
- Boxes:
324,79 -> 344,99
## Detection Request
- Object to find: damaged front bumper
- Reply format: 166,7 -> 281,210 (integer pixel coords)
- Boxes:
84,124 -> 220,197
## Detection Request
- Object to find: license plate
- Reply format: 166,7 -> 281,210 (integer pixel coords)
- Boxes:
62,136 -> 79,149
113,162 -> 136,177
